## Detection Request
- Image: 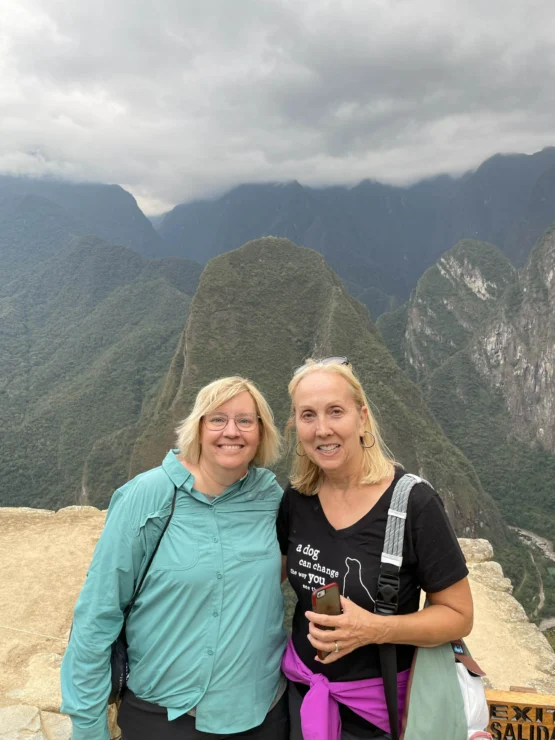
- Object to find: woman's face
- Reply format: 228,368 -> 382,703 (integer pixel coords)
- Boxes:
200,391 -> 261,475
294,371 -> 367,477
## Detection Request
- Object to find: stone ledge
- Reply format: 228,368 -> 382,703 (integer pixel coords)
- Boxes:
2,509 -> 555,735
459,537 -> 494,563
0,704 -> 119,739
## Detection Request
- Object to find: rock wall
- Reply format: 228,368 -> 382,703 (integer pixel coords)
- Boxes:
0,507 -> 119,739
460,538 -> 555,694
1,508 -> 555,738
471,226 -> 555,453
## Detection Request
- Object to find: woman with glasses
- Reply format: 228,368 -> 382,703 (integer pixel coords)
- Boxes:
62,376 -> 289,740
278,358 -> 473,740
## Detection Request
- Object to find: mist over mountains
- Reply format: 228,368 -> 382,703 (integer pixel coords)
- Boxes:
157,147 -> 555,317
2,146 -> 555,617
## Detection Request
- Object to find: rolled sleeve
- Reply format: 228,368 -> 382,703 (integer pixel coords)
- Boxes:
60,486 -> 145,739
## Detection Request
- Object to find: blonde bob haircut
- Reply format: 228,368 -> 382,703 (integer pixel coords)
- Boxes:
176,376 -> 281,468
286,360 -> 396,494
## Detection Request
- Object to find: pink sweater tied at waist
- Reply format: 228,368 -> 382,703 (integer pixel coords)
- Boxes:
281,638 -> 410,740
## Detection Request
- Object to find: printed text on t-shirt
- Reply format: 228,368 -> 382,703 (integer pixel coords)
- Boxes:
290,542 -> 340,590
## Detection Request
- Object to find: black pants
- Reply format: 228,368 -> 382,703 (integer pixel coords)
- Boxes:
287,681 -> 390,740
119,688 -> 289,740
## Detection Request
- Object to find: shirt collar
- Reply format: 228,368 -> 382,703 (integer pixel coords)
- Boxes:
162,449 -> 195,490
162,449 -> 253,501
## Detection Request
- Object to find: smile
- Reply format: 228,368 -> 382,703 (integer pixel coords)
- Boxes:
316,444 -> 340,453
218,445 -> 244,449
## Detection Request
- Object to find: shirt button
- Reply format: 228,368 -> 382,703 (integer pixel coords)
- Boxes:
217,573 -> 222,579
213,611 -> 219,617
213,537 -> 218,543
207,649 -> 214,656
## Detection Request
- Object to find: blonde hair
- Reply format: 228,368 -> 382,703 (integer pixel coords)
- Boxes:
176,376 -> 281,467
286,361 -> 395,493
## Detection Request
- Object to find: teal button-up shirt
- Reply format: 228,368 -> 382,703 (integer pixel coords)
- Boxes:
61,451 -> 286,739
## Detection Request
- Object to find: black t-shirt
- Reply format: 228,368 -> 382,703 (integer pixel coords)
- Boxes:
277,467 -> 469,737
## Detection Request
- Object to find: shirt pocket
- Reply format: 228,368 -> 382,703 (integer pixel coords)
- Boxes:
148,518 -> 200,571
226,503 -> 280,561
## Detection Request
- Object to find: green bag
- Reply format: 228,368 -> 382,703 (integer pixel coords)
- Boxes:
402,642 -> 468,740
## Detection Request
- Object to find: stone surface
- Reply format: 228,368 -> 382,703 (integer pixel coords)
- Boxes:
40,711 -> 71,740
466,550 -> 555,694
2,505 -> 555,735
468,560 -> 513,593
0,705 -> 43,738
0,507 -> 106,712
459,537 -> 494,564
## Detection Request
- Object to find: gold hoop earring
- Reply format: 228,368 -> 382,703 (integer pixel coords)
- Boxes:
296,442 -> 307,457
360,431 -> 375,449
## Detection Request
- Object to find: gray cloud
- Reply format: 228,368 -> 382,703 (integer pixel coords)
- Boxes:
1,0 -> 555,213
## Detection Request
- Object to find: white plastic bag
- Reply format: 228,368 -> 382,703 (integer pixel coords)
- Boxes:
456,662 -> 492,739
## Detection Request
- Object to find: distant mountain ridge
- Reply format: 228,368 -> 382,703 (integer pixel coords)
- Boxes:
0,175 -> 165,285
156,147 -> 555,317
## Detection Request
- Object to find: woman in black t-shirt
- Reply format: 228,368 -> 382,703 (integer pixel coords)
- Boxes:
277,358 -> 472,740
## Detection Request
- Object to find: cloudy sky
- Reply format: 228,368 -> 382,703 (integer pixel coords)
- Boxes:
2,0 -> 555,213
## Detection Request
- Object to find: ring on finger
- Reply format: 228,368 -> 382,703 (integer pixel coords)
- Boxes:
334,641 -> 340,653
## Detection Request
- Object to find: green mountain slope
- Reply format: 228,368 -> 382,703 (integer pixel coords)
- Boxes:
0,192 -> 86,287
424,226 -> 555,542
0,237 -> 202,509
378,240 -> 515,381
379,231 -> 555,617
0,175 -> 164,259
131,236 -> 507,545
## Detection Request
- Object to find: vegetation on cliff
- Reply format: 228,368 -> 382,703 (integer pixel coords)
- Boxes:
0,236 -> 201,509
378,231 -> 555,618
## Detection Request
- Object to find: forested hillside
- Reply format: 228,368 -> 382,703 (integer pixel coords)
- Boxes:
0,236 -> 201,509
0,175 -> 165,281
157,148 -> 555,317
378,230 -> 555,616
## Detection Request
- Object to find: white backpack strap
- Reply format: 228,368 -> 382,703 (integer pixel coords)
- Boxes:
382,473 -> 425,568
376,473 -> 426,613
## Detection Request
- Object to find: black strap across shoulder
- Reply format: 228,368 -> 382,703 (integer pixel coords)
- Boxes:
123,485 -> 178,620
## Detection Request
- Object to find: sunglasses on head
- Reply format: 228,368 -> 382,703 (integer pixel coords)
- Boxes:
293,356 -> 351,376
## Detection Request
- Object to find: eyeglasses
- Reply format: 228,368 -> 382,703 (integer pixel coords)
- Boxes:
293,356 -> 351,376
203,412 -> 261,432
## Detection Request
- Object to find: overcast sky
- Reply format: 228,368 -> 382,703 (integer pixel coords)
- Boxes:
2,0 -> 555,214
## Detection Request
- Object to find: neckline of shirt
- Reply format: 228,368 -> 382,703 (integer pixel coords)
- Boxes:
314,468 -> 405,540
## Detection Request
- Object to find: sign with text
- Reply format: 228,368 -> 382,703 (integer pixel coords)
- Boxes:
488,690 -> 555,740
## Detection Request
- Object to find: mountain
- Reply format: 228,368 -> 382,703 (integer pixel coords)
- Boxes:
451,149 -> 555,261
0,176 -> 165,282
505,163 -> 555,266
0,191 -> 86,286
377,240 -> 516,382
156,148 -> 555,318
378,230 -> 555,616
130,236 -> 507,546
466,224 -> 555,454
0,236 -> 202,509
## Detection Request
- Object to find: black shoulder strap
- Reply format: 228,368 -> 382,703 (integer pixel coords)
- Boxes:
375,474 -> 425,740
123,485 -> 178,620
